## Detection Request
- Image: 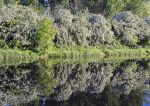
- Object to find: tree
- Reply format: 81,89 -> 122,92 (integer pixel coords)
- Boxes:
105,0 -> 145,17
36,18 -> 56,52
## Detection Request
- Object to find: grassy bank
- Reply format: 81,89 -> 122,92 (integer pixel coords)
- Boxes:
46,47 -> 105,58
0,49 -> 39,61
0,47 -> 149,64
46,46 -> 150,59
105,48 -> 150,58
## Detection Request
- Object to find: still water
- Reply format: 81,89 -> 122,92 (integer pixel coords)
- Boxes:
0,59 -> 149,106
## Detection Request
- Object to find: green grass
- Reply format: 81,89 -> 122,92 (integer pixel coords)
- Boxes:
0,46 -> 149,66
45,46 -> 150,59
105,48 -> 150,58
42,55 -> 148,66
0,49 -> 40,66
46,46 -> 105,59
0,49 -> 39,61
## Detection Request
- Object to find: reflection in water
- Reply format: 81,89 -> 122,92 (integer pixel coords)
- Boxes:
0,62 -> 56,106
0,63 -> 40,106
0,59 -> 149,106
43,87 -> 144,106
143,91 -> 150,106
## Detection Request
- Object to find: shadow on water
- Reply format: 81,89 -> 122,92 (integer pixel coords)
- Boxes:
0,58 -> 149,106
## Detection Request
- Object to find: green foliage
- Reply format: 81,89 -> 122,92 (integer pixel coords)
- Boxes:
105,0 -> 145,17
0,1 -> 149,58
21,0 -> 39,6
56,0 -> 69,6
0,0 -> 3,12
105,0 -> 125,17
46,46 -> 105,59
0,18 -> 33,49
137,1 -> 150,17
0,49 -> 39,62
59,0 -> 69,6
105,48 -> 150,58
88,0 -> 99,5
38,61 -> 56,96
4,0 -> 20,4
36,18 -> 56,52
121,33 -> 139,46
0,5 -> 47,51
4,0 -> 39,5
124,0 -> 144,11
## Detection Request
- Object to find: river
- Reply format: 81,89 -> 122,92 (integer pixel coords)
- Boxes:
0,59 -> 149,106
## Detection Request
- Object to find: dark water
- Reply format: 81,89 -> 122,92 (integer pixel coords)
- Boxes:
0,59 -> 149,106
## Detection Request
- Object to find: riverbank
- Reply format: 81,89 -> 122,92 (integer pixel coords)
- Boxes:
0,49 -> 39,61
0,47 -> 149,62
47,47 -> 150,58
0,5 -> 149,61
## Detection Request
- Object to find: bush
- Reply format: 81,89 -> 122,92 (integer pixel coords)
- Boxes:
121,30 -> 139,46
54,9 -> 114,47
105,0 -> 145,17
124,0 -> 144,12
105,0 -> 125,17
36,18 -> 56,52
57,0 -> 69,6
136,1 -> 150,17
0,5 -> 57,52
112,11 -> 150,47
0,5 -> 43,50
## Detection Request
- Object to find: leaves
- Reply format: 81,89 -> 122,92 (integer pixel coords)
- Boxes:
36,18 -> 56,52
105,0 -> 145,17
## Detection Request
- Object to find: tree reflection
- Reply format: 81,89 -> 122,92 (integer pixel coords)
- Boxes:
0,61 -> 56,105
0,59 -> 149,106
43,86 -> 147,106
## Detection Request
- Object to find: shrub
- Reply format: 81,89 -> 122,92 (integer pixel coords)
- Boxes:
105,0 -> 145,17
0,5 -> 42,50
36,18 -> 56,52
54,9 -> 114,47
136,1 -> 150,17
56,0 -> 69,5
58,0 -> 69,6
112,11 -> 150,47
105,0 -> 125,17
121,30 -> 139,46
124,0 -> 144,12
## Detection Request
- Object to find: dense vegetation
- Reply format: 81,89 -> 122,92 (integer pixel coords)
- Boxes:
0,5 -> 55,53
4,0 -> 149,17
0,0 -> 150,59
0,1 -> 149,105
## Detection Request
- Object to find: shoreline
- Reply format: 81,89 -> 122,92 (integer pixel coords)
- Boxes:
0,48 -> 149,62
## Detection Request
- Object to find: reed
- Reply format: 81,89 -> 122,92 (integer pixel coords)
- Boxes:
46,46 -> 150,59
0,49 -> 39,61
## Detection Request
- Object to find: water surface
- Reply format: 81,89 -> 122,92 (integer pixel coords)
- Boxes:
0,59 -> 149,106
